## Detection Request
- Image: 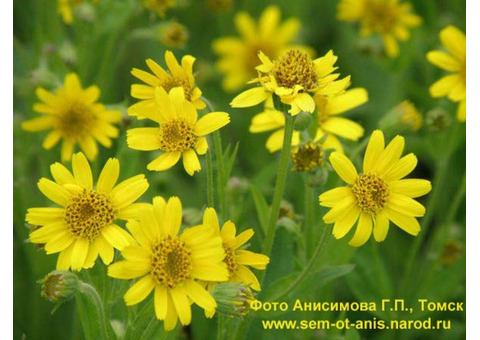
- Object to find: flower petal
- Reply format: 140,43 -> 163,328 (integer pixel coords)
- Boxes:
147,152 -> 181,172
230,87 -> 270,108
329,152 -> 358,185
97,158 -> 120,193
124,275 -> 155,306
348,213 -> 372,247
182,149 -> 201,176
194,112 -> 230,136
72,152 -> 93,190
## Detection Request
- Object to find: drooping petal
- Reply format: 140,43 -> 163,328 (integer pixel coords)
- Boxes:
348,213 -> 372,247
124,275 -> 156,306
147,152 -> 181,172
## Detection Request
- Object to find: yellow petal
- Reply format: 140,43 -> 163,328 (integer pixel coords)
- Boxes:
70,238 -> 90,271
97,158 -> 120,193
389,179 -> 432,198
154,285 -> 168,320
440,25 -> 466,61
50,162 -> 75,185
230,87 -> 270,108
21,116 -> 54,132
195,137 -> 208,155
383,153 -> 417,182
348,213 -> 372,247
384,207 -> 421,236
388,194 -> 426,217
182,149 -> 201,176
373,210 -> 389,242
426,51 -> 461,72
124,275 -> 155,306
147,152 -> 181,172
111,176 -> 149,210
194,112 -> 230,136
325,88 -> 368,115
38,178 -> 71,206
319,187 -> 352,208
363,130 -> 385,173
323,195 -> 356,224
429,74 -> 462,98
374,135 -> 405,175
127,128 -> 161,151
321,117 -> 364,141
332,206 -> 360,239
235,250 -> 269,269
72,152 -> 93,189
329,152 -> 358,185
101,224 -> 135,251
184,280 -> 216,311
163,196 -> 182,236
169,287 -> 192,326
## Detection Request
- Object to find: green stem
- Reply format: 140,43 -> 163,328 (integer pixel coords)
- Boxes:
201,96 -> 227,220
400,122 -> 461,297
261,114 -> 296,261
77,282 -> 114,340
206,141 -> 215,208
217,314 -> 225,340
139,316 -> 160,340
303,174 -> 315,257
214,130 -> 227,221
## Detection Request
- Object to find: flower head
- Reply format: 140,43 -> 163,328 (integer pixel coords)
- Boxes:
21,73 -> 122,162
202,208 -> 269,291
213,5 -> 313,92
26,152 -> 149,270
39,270 -> 79,303
319,130 -> 431,247
337,0 -> 422,57
108,197 -> 229,331
210,283 -> 256,318
249,87 -> 367,153
127,87 -> 230,175
427,26 -> 466,122
159,21 -> 189,49
143,0 -> 175,18
291,142 -> 325,172
231,49 -> 350,115
129,51 -> 205,118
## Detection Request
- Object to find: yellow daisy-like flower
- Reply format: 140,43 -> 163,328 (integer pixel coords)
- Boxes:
397,100 -> 423,132
21,73 -> 122,162
143,0 -> 175,18
26,152 -> 149,271
159,21 -> 189,49
127,87 -> 230,175
337,0 -> 422,57
213,5 -> 313,92
231,49 -> 350,115
250,87 -> 367,153
128,50 -> 206,119
319,130 -> 431,247
108,197 -> 229,331
426,26 -> 466,122
202,207 -> 269,291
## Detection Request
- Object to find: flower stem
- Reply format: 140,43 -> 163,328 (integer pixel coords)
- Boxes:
206,141 -> 215,208
261,113 -> 296,273
217,314 -> 226,340
303,174 -> 315,257
76,282 -> 114,340
214,130 -> 228,221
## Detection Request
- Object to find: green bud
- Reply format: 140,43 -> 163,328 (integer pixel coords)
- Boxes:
211,283 -> 256,318
379,100 -> 423,135
39,270 -> 79,304
294,112 -> 312,131
426,108 -> 452,132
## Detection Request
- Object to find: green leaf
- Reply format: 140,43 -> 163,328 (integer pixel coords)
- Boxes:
223,142 -> 240,184
249,184 -> 270,235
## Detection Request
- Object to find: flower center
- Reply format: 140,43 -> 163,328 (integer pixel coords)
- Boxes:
151,236 -> 192,288
65,190 -> 114,240
272,50 -> 318,91
223,244 -> 237,277
158,119 -> 197,152
351,172 -> 389,213
161,76 -> 192,100
291,143 -> 324,172
58,103 -> 96,139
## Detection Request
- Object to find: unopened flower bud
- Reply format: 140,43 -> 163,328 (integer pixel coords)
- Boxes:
39,270 -> 79,304
211,283 -> 256,318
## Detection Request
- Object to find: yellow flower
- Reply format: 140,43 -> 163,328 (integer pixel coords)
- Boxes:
319,130 -> 431,247
426,26 -> 466,122
26,152 -> 149,271
231,50 -> 350,115
143,0 -> 175,18
250,87 -> 367,153
108,197 -> 229,331
202,208 -> 269,291
21,73 -> 122,162
127,87 -> 230,175
128,51 -> 206,119
213,5 -> 313,92
337,0 -> 422,57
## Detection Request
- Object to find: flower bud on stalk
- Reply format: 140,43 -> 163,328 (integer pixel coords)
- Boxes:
211,283 -> 256,318
39,270 -> 80,310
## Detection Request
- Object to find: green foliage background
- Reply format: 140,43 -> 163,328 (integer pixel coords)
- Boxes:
13,0 -> 466,339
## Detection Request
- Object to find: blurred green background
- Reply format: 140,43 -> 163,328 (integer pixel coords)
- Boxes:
13,0 -> 466,339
